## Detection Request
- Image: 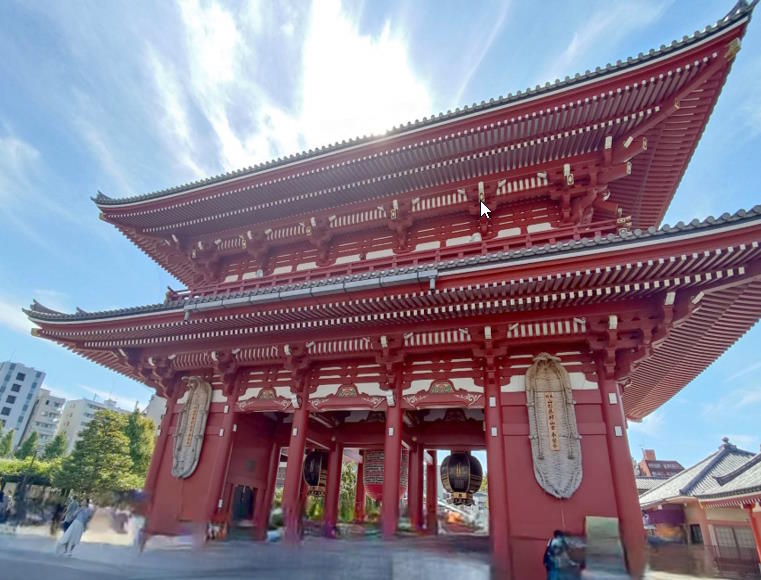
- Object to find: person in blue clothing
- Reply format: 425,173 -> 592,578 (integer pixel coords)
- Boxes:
544,530 -> 580,580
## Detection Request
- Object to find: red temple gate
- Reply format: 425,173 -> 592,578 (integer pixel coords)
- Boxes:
25,4 -> 761,577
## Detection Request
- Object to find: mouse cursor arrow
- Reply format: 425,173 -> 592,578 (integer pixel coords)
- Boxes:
480,201 -> 492,218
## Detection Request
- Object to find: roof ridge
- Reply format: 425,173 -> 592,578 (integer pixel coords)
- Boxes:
679,442 -> 755,495
715,451 -> 761,485
93,2 -> 755,207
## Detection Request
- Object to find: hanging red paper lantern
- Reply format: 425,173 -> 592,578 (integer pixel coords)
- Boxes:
362,449 -> 409,501
303,451 -> 328,496
441,452 -> 483,505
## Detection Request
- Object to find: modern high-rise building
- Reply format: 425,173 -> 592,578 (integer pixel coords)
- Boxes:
0,361 -> 45,448
56,397 -> 128,453
20,388 -> 65,449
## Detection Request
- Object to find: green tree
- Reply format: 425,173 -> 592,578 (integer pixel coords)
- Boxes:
338,461 -> 357,522
0,430 -> 14,457
42,433 -> 67,460
54,410 -> 138,498
123,409 -> 156,480
15,432 -> 39,459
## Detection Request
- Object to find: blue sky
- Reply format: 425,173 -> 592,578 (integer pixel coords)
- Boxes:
1,0 -> 759,467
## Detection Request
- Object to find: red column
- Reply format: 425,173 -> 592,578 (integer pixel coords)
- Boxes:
425,450 -> 438,534
144,391 -> 177,499
381,390 -> 403,538
283,401 -> 309,543
205,399 -> 238,522
354,455 -> 366,523
746,505 -> 761,574
253,440 -> 280,540
484,367 -> 513,578
322,443 -> 343,537
598,366 -> 647,577
408,443 -> 424,531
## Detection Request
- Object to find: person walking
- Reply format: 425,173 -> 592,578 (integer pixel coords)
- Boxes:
56,501 -> 93,556
50,501 -> 64,535
61,497 -> 79,532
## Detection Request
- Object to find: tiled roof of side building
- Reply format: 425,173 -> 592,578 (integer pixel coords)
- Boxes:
24,204 -> 761,323
699,452 -> 761,498
93,1 -> 757,207
635,477 -> 668,492
640,439 -> 755,506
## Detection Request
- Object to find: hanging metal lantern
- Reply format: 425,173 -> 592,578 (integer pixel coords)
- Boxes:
303,451 -> 328,496
441,452 -> 483,505
362,449 -> 409,501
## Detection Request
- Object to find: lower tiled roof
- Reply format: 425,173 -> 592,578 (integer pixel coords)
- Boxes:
25,205 -> 761,323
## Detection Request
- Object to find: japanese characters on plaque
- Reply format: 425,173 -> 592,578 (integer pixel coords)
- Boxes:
543,392 -> 561,452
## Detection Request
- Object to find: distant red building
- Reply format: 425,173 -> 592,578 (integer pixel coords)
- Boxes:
24,3 -> 761,578
639,449 -> 684,479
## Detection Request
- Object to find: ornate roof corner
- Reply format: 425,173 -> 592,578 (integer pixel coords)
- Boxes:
26,299 -> 63,316
92,190 -> 114,204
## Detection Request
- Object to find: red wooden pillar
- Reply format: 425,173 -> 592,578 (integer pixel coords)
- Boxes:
408,442 -> 424,531
745,505 -> 761,574
144,389 -> 177,500
253,440 -> 280,540
205,397 -> 238,523
381,390 -> 403,538
322,443 -> 343,537
283,400 -> 309,543
354,453 -> 366,523
425,450 -> 438,534
484,364 -> 513,578
598,366 -> 647,577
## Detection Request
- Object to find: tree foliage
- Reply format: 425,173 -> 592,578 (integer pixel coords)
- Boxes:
42,433 -> 68,460
15,432 -> 39,459
338,461 -> 357,522
124,409 -> 156,480
54,410 -> 139,499
0,456 -> 61,486
0,429 -> 13,457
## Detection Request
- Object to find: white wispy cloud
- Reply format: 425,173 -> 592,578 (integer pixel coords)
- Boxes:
79,383 -> 149,412
144,0 -> 432,177
628,410 -> 664,437
539,0 -> 669,86
724,360 -> 761,383
724,434 -> 759,451
450,0 -> 511,108
0,294 -> 32,335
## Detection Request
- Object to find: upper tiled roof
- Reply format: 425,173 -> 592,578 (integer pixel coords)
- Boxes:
24,204 -> 761,323
639,439 -> 755,506
699,452 -> 761,498
93,1 -> 757,208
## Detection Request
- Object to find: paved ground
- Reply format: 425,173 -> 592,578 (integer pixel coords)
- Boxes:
0,528 -> 736,579
0,532 -> 492,580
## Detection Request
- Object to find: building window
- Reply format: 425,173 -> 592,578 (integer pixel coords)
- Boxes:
689,524 -> 703,545
6,395 -> 16,404
15,372 -> 26,381
11,384 -> 21,392
0,407 -> 10,416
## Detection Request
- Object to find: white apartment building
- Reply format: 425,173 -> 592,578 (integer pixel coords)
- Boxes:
57,397 -> 128,453
0,361 -> 45,448
143,394 -> 167,431
20,388 -> 65,449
